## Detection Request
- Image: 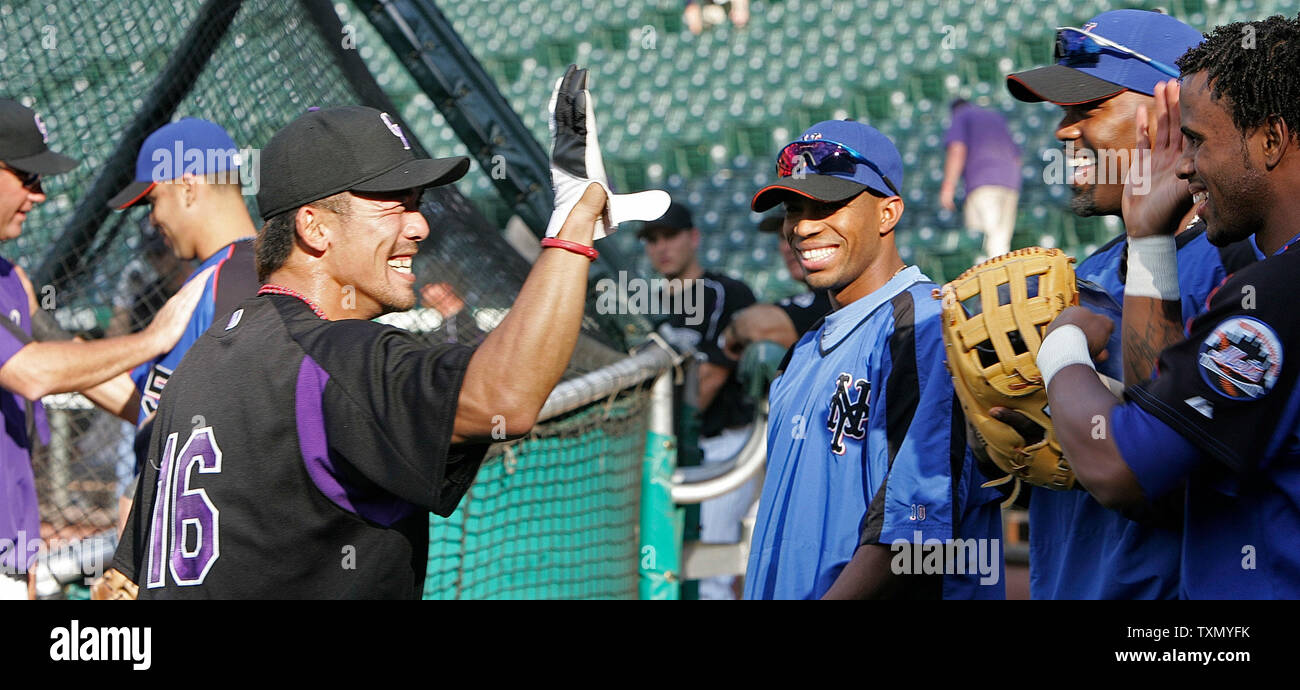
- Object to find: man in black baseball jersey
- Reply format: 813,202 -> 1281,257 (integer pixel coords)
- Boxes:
641,202 -> 757,436
640,201 -> 756,599
109,68 -> 669,598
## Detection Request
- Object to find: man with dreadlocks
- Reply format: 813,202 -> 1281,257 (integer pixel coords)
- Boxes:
1029,14 -> 1300,599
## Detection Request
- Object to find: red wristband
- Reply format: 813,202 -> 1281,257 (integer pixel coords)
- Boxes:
540,237 -> 599,261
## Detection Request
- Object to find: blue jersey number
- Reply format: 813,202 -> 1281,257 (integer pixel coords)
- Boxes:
146,427 -> 223,588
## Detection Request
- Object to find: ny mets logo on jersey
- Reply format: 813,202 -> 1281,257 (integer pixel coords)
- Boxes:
827,372 -> 870,455
1197,316 -> 1282,400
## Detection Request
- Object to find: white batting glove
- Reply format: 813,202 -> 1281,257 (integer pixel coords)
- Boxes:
546,64 -> 670,239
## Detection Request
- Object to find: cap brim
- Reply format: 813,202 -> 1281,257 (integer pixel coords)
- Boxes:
1006,65 -> 1126,105
6,148 -> 79,176
351,156 -> 470,195
637,223 -> 687,239
108,181 -> 156,210
751,175 -> 871,213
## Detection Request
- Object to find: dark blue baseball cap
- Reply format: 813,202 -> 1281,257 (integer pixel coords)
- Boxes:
751,120 -> 904,213
1007,10 -> 1203,105
109,118 -> 243,209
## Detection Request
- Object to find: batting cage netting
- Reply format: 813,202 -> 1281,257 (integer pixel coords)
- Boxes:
425,393 -> 649,599
0,0 -> 664,599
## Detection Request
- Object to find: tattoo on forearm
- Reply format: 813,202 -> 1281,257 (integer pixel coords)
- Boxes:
1123,300 -> 1184,386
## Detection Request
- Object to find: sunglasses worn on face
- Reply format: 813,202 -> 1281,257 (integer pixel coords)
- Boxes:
1054,26 -> 1180,78
0,163 -> 42,193
775,140 -> 900,197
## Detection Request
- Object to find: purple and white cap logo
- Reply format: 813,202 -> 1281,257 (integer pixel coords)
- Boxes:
380,112 -> 410,150
33,113 -> 48,143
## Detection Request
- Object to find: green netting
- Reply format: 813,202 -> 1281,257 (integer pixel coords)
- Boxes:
425,387 -> 649,600
1,0 -> 366,543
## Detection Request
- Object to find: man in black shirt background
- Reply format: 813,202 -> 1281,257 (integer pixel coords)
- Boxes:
641,200 -> 756,599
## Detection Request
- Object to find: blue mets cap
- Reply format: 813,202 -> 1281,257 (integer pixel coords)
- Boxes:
1007,10 -> 1204,105
751,120 -> 904,213
109,118 -> 243,210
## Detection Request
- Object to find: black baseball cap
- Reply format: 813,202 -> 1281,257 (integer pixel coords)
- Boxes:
0,99 -> 78,175
255,106 -> 469,221
637,201 -> 694,238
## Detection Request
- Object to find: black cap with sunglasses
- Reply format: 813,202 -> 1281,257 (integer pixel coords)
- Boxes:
0,99 -> 79,186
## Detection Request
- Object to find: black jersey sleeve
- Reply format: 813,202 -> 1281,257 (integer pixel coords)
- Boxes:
698,274 -> 756,367
1126,252 -> 1300,472
312,322 -> 489,517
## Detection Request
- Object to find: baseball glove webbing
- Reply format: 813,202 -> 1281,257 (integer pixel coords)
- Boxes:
938,247 -> 1079,493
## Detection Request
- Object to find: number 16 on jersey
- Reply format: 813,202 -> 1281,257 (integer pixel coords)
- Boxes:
146,427 -> 224,588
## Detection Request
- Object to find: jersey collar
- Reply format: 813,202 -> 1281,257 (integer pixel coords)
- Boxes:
1248,231 -> 1300,258
1248,234 -> 1265,261
188,237 -> 254,280
819,265 -> 927,352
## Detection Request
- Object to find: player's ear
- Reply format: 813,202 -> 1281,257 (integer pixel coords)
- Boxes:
293,204 -> 331,254
1260,113 -> 1291,170
689,227 -> 701,250
180,173 -> 201,208
878,195 -> 904,236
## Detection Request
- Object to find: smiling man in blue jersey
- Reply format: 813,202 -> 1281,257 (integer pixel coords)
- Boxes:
1036,14 -> 1300,598
999,9 -> 1255,599
744,120 -> 1005,600
107,118 -> 260,528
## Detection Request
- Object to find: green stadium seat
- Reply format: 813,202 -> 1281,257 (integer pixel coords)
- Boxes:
370,0 -> 1118,304
908,70 -> 951,102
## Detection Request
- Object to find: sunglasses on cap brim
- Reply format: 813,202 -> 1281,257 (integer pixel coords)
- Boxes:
775,140 -> 900,197
1054,26 -> 1180,78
